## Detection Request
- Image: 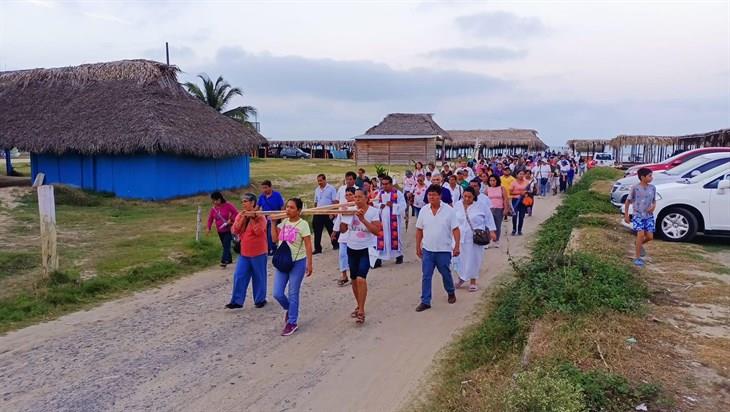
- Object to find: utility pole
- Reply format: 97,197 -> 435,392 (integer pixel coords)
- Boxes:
165,42 -> 170,65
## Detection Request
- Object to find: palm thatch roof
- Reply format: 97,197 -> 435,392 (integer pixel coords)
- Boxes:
610,134 -> 678,147
566,139 -> 612,152
677,128 -> 730,147
359,113 -> 450,140
0,59 -> 267,158
446,129 -> 548,150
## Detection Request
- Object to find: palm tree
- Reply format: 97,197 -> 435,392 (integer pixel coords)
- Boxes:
184,74 -> 257,127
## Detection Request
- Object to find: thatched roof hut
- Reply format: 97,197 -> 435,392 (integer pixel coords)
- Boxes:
0,59 -> 266,157
0,59 -> 266,199
444,129 -> 547,159
677,128 -> 730,149
354,113 -> 449,165
566,139 -> 612,154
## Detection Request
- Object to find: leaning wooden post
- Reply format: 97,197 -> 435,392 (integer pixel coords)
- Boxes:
37,185 -> 58,277
195,206 -> 202,242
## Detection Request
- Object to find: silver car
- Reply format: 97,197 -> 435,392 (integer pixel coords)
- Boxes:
611,153 -> 730,207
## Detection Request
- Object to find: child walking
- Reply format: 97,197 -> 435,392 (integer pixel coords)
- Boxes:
624,168 -> 656,267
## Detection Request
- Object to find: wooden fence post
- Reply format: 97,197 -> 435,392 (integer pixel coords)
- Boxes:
37,185 -> 58,277
195,206 -> 202,242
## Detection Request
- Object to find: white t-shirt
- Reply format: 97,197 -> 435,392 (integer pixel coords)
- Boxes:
337,184 -> 359,203
333,206 -> 357,243
443,183 -> 463,202
415,203 -> 459,252
342,206 -> 381,250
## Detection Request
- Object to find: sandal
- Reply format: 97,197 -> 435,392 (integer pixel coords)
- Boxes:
468,285 -> 478,292
337,278 -> 350,287
351,308 -> 359,318
355,312 -> 365,324
455,279 -> 465,289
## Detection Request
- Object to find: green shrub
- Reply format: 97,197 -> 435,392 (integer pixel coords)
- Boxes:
558,364 -> 662,412
505,367 -> 586,412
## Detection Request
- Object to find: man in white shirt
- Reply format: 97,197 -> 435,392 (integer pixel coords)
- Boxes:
337,171 -> 359,203
313,173 -> 339,254
415,184 -> 461,312
532,159 -> 552,197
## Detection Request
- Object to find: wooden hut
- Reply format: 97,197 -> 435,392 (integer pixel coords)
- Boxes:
676,129 -> 730,150
353,113 -> 449,165
0,59 -> 267,200
445,129 -> 548,159
610,135 -> 679,166
566,139 -> 612,157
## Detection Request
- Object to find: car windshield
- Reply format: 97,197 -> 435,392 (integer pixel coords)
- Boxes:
689,165 -> 730,184
658,151 -> 686,165
664,155 -> 726,176
595,154 -> 612,160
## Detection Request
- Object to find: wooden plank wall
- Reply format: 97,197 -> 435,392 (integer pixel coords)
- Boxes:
355,139 -> 436,165
355,138 -> 436,165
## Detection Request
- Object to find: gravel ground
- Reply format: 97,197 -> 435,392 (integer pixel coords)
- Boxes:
0,195 -> 561,412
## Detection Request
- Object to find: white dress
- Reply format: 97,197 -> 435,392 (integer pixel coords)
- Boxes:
454,200 -> 496,281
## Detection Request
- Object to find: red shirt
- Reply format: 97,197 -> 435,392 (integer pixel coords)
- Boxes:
231,214 -> 268,257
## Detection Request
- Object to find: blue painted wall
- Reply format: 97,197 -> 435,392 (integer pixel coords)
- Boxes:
30,153 -> 250,200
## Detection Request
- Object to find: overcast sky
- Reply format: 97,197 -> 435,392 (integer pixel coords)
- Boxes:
1,0 -> 728,145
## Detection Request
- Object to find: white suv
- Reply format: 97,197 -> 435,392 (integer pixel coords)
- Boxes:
623,165 -> 730,242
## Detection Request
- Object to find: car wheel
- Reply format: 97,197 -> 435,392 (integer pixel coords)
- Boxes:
658,208 -> 697,242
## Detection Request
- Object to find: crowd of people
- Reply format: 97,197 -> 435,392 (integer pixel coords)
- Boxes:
205,152 -> 582,336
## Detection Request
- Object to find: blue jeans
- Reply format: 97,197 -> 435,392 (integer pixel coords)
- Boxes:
218,231 -> 232,264
230,253 -> 268,306
539,178 -> 549,196
412,206 -> 421,217
273,258 -> 307,325
421,250 -> 455,305
338,242 -> 349,272
511,198 -> 526,234
266,220 -> 276,255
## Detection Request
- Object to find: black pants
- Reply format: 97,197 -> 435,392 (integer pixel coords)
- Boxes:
218,231 -> 233,264
312,214 -> 336,253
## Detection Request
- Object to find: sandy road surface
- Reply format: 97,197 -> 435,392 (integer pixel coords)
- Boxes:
0,195 -> 561,412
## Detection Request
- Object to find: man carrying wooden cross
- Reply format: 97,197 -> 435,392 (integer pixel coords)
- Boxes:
372,175 -> 406,267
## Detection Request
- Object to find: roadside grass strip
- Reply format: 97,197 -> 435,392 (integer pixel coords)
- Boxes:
413,168 -> 670,412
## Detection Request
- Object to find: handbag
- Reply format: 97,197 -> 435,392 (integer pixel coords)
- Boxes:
464,204 -> 490,246
272,220 -> 304,273
232,235 -> 241,254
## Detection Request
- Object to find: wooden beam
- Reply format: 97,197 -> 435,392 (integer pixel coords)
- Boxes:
37,185 -> 58,277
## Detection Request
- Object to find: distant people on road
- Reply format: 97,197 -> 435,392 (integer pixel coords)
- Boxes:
227,193 -> 268,309
207,191 -> 238,268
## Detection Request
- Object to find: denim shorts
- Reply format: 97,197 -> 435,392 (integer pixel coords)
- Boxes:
631,216 -> 655,233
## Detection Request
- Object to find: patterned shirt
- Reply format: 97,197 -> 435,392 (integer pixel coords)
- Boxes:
628,184 -> 656,218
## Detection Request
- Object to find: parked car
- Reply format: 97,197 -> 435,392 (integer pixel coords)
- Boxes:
624,147 -> 730,177
280,147 -> 310,159
593,152 -> 615,167
622,164 -> 730,242
611,153 -> 730,206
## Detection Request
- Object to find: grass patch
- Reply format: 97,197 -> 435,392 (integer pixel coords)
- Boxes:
0,251 -> 38,279
412,168 -> 666,412
0,239 -> 217,333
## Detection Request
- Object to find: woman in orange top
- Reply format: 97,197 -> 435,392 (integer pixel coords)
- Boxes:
227,193 -> 269,309
509,170 -> 530,236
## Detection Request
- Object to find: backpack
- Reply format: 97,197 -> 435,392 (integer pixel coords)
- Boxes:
272,221 -> 304,273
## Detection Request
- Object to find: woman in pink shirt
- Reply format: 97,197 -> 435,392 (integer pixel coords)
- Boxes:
207,191 -> 239,267
227,193 -> 268,309
485,175 -> 510,247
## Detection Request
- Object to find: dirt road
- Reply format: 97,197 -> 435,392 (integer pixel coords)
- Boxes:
0,195 -> 561,412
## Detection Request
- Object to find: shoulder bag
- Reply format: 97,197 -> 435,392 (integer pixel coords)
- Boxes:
464,204 -> 490,245
272,220 -> 305,273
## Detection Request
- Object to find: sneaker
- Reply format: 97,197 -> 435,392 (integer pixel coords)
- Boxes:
254,300 -> 267,308
225,303 -> 243,309
415,303 -> 431,312
373,259 -> 382,268
633,258 -> 645,267
395,256 -> 404,264
493,242 -> 500,248
511,231 -> 517,236
484,244 -> 490,250
448,293 -> 456,304
281,323 -> 298,336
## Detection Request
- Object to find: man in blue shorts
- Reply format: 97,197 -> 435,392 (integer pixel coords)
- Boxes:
624,167 -> 656,267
